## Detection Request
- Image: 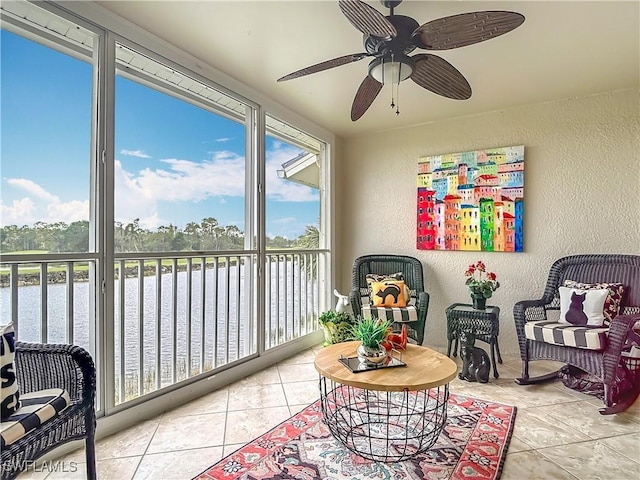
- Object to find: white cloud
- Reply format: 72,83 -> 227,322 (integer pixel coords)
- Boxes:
1,197 -> 35,226
121,149 -> 151,158
132,151 -> 246,202
273,217 -> 296,225
47,199 -> 90,223
7,178 -> 57,203
0,181 -> 88,227
216,137 -> 232,143
1,145 -> 319,231
113,160 -> 162,228
138,213 -> 163,230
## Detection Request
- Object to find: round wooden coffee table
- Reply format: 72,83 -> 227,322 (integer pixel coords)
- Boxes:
315,341 -> 457,462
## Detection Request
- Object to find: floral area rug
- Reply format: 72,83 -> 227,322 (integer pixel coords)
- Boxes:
194,392 -> 516,480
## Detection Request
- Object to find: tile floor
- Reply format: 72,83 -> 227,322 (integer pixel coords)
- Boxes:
19,344 -> 640,479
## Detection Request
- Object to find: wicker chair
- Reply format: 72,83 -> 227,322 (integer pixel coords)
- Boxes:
349,254 -> 429,345
1,342 -> 97,480
514,254 -> 640,414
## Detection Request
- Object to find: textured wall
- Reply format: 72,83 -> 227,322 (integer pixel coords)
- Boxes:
337,89 -> 640,354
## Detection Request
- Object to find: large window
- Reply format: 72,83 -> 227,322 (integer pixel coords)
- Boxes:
114,44 -> 249,253
0,7 -> 98,355
0,1 -> 331,414
111,44 -> 256,403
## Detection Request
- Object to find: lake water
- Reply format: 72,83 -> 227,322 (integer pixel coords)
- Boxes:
0,263 -> 316,381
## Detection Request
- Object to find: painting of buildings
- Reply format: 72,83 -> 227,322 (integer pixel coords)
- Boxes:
417,145 -> 524,252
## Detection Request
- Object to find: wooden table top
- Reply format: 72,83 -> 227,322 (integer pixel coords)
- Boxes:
314,341 -> 458,392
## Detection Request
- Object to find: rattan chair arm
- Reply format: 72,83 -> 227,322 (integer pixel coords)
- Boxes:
415,291 -> 429,344
513,299 -> 547,359
416,291 -> 429,314
14,342 -> 96,407
513,299 -> 547,326
602,314 -> 640,385
349,289 -> 363,318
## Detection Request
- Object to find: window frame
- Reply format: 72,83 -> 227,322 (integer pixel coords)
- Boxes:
1,0 -> 334,418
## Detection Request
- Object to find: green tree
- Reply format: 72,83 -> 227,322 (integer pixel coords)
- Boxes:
124,219 -> 142,252
62,220 -> 90,252
223,224 -> 244,249
200,217 -> 219,250
114,221 -> 125,252
296,225 -> 319,249
172,231 -> 188,250
184,222 -> 202,250
0,225 -> 21,252
267,235 -> 293,249
296,225 -> 319,277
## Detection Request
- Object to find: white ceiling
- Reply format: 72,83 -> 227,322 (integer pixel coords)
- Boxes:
95,1 -> 639,139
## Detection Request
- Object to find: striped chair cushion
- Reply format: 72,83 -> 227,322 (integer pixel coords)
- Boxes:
524,320 -> 608,351
0,388 -> 71,448
362,304 -> 418,323
362,304 -> 419,344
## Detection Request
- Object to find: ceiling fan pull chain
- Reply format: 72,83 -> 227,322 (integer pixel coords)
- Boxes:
381,56 -> 386,85
389,52 -> 395,110
396,59 -> 401,115
390,82 -> 395,110
391,83 -> 399,115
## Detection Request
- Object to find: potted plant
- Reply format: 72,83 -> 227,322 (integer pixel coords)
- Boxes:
464,260 -> 500,310
318,310 -> 356,346
351,316 -> 392,366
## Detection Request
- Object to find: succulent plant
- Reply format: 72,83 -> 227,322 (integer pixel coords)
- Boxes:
351,316 -> 392,349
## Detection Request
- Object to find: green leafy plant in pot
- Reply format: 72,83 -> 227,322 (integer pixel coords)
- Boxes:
351,316 -> 392,366
318,310 -> 356,346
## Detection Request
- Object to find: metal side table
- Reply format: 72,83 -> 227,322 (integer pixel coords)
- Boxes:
445,303 -> 503,378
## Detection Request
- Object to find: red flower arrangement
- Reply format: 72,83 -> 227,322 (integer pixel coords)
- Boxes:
465,261 -> 500,298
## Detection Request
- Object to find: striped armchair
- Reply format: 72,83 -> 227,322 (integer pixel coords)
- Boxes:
514,254 -> 640,414
349,254 -> 429,345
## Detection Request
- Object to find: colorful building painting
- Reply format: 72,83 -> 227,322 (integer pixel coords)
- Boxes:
417,145 -> 524,252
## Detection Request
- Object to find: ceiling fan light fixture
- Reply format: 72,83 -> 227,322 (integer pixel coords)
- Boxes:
368,55 -> 413,84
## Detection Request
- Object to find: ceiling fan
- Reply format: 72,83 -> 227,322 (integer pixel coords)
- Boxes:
277,0 -> 525,121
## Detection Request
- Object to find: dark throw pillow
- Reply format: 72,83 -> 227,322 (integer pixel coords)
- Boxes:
1,323 -> 21,420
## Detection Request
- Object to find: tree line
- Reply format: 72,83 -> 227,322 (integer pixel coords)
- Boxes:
0,218 -> 319,253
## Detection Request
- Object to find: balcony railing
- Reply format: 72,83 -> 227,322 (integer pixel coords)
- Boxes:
0,249 -> 323,409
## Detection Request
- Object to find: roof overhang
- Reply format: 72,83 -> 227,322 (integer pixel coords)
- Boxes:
277,152 -> 319,189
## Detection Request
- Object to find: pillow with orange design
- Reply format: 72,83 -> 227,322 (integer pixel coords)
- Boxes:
370,280 -> 407,308
366,273 -> 411,303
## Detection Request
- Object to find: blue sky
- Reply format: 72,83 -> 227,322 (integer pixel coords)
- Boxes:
0,30 -> 319,239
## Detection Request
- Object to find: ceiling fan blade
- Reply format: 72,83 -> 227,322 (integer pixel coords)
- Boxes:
339,0 -> 397,38
351,75 -> 382,121
277,53 -> 369,82
410,54 -> 471,100
413,11 -> 525,50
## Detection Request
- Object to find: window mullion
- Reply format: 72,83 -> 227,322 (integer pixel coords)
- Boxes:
97,31 -> 117,416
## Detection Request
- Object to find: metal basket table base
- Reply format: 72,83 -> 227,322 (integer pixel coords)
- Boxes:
318,376 -> 449,463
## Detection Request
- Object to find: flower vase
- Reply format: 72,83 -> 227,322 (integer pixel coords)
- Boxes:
471,293 -> 487,310
356,343 -> 387,367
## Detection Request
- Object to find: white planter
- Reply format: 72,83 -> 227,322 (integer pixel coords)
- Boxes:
356,343 -> 387,367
